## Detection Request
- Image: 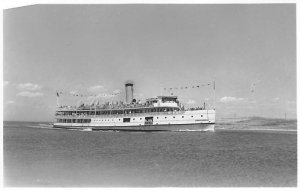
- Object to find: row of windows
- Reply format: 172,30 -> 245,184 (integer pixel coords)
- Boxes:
92,115 -> 204,122
57,115 -> 205,123
93,118 -> 144,122
57,119 -> 91,123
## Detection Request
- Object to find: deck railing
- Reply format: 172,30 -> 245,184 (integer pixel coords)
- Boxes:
55,111 -> 186,119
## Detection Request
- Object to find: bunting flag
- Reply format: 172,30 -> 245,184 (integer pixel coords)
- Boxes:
56,91 -> 63,97
56,91 -> 121,98
250,80 -> 261,93
163,82 -> 213,91
250,84 -> 255,93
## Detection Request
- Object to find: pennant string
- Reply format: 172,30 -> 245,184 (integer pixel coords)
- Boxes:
56,91 -> 121,98
163,82 -> 213,91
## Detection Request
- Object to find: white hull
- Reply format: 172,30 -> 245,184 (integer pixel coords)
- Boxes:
54,110 -> 215,132
54,123 -> 214,132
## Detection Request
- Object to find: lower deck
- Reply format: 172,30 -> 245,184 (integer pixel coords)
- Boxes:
53,123 -> 215,132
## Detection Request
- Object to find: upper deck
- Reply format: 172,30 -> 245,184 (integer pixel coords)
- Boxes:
56,95 -> 182,112
55,94 -> 210,119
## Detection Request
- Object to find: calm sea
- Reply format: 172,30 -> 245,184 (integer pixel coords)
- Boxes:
3,121 -> 297,187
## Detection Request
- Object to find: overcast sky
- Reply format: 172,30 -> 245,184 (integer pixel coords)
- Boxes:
3,4 -> 296,121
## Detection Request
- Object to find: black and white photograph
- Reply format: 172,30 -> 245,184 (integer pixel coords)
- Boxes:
2,1 -> 297,187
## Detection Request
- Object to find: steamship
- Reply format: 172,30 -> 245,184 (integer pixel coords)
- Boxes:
53,81 -> 216,131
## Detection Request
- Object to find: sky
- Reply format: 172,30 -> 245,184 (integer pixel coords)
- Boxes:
3,4 -> 296,121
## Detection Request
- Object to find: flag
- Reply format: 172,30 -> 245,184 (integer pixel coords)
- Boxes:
250,80 -> 260,93
251,84 -> 255,93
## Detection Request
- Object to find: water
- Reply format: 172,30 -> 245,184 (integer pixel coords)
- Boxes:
3,121 -> 297,187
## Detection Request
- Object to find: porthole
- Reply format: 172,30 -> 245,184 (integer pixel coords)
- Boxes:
157,117 -> 159,119
182,116 -> 184,118
140,118 -> 142,120
173,116 -> 175,118
201,115 -> 203,117
165,117 -> 167,119
191,116 -> 194,118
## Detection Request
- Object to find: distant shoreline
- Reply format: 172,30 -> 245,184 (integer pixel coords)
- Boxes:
216,128 -> 297,133
3,120 -> 52,123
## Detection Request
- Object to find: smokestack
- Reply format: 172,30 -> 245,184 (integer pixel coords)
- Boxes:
125,80 -> 134,104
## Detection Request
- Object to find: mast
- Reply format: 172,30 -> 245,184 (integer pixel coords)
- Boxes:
94,102 -> 96,117
56,91 -> 60,108
213,80 -> 216,110
56,96 -> 59,108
